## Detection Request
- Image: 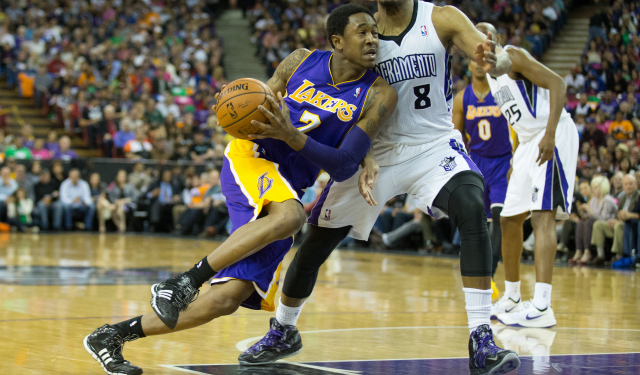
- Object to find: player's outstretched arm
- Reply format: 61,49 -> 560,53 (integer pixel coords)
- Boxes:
266,48 -> 311,97
508,47 -> 566,166
432,6 -> 510,77
249,79 -> 397,182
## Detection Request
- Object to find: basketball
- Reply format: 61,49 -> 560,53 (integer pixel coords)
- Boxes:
215,78 -> 274,139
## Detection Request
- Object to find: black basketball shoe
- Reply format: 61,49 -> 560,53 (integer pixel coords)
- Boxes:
150,273 -> 200,329
238,318 -> 303,365
83,325 -> 143,375
469,324 -> 520,375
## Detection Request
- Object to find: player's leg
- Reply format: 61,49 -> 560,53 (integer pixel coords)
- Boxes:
151,140 -> 306,329
498,122 -> 577,328
84,280 -> 255,375
238,225 -> 352,365
239,165 -> 396,365
429,171 -> 520,374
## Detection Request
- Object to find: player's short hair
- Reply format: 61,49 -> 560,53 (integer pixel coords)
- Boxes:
326,4 -> 374,49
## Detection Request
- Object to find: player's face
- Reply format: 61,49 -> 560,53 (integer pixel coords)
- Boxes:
468,59 -> 486,80
340,13 -> 379,69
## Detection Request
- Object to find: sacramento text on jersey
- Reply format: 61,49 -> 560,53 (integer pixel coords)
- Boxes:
375,54 -> 437,85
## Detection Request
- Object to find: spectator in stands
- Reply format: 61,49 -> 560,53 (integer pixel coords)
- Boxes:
202,169 -> 228,237
50,160 -> 66,187
0,166 -> 18,223
189,131 -> 216,163
44,130 -> 59,154
31,139 -> 52,160
144,98 -> 164,128
573,176 -> 617,265
6,187 -> 38,232
99,170 -> 137,233
113,117 -> 135,157
80,96 -> 103,149
128,162 -> 152,195
591,174 -> 639,265
5,138 -> 33,160
34,169 -> 62,231
148,169 -> 182,233
560,180 -> 591,255
21,124 -> 34,148
156,94 -> 180,119
99,105 -> 119,158
14,164 -> 34,201
34,64 -> 52,109
59,169 -> 94,231
124,128 -> 153,160
609,110 -> 635,140
177,171 -> 211,236
53,136 -> 78,160
566,66 -> 586,94
599,91 -> 619,119
574,94 -> 595,118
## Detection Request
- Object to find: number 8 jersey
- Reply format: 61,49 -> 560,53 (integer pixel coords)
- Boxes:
486,45 -> 572,143
372,0 -> 455,165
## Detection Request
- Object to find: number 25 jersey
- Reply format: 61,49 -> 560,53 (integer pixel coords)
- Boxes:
487,45 -> 572,143
254,50 -> 379,195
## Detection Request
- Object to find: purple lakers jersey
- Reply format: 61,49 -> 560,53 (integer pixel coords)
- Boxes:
254,50 -> 379,195
462,84 -> 511,158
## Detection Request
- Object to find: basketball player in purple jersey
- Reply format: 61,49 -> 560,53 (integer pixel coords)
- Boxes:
244,1 -> 521,374
453,54 -> 513,299
82,6 -> 397,375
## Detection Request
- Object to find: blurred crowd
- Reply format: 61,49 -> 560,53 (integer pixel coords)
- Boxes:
1,0 -> 639,268
0,0 -> 230,161
248,0 -> 569,77
0,160 -> 230,237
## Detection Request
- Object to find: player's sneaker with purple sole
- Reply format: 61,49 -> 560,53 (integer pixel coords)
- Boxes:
238,318 -> 303,365
497,300 -> 557,328
83,324 -> 143,375
150,272 -> 200,330
469,324 -> 520,375
490,294 -> 521,320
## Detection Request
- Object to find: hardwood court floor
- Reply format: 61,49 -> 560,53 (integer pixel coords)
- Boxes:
0,233 -> 638,375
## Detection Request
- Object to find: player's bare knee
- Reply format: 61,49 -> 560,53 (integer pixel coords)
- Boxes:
211,294 -> 243,316
531,211 -> 555,230
273,204 -> 306,238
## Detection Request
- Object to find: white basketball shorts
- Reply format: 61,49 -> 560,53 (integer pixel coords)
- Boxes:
501,118 -> 579,219
308,131 -> 483,240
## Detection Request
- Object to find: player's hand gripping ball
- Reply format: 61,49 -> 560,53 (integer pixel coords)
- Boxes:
215,78 -> 275,139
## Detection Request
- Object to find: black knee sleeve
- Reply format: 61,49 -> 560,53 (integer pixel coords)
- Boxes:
282,225 -> 351,299
490,206 -> 503,277
433,171 -> 492,277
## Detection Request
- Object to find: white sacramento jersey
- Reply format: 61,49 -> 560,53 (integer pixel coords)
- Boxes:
373,0 -> 454,165
487,45 -> 572,142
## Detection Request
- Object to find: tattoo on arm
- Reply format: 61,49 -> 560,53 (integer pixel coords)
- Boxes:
268,49 -> 309,87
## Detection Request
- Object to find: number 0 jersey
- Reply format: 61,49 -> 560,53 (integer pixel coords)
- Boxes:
372,0 -> 454,165
462,84 -> 511,158
486,45 -> 572,143
254,50 -> 379,195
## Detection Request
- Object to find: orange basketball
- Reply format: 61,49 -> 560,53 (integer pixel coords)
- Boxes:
215,78 -> 274,139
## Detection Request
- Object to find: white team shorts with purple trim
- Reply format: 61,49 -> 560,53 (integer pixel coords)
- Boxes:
501,118 -> 579,219
309,131 -> 483,241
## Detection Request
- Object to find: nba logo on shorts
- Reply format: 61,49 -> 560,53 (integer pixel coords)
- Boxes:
325,209 -> 331,220
532,187 -> 539,202
257,172 -> 273,199
439,156 -> 457,172
421,25 -> 428,36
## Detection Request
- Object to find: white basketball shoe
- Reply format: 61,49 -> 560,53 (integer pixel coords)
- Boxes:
490,294 -> 522,320
497,300 -> 557,328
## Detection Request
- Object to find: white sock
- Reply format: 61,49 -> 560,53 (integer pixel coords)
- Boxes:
275,299 -> 305,327
463,288 -> 492,334
504,280 -> 521,301
532,282 -> 552,311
